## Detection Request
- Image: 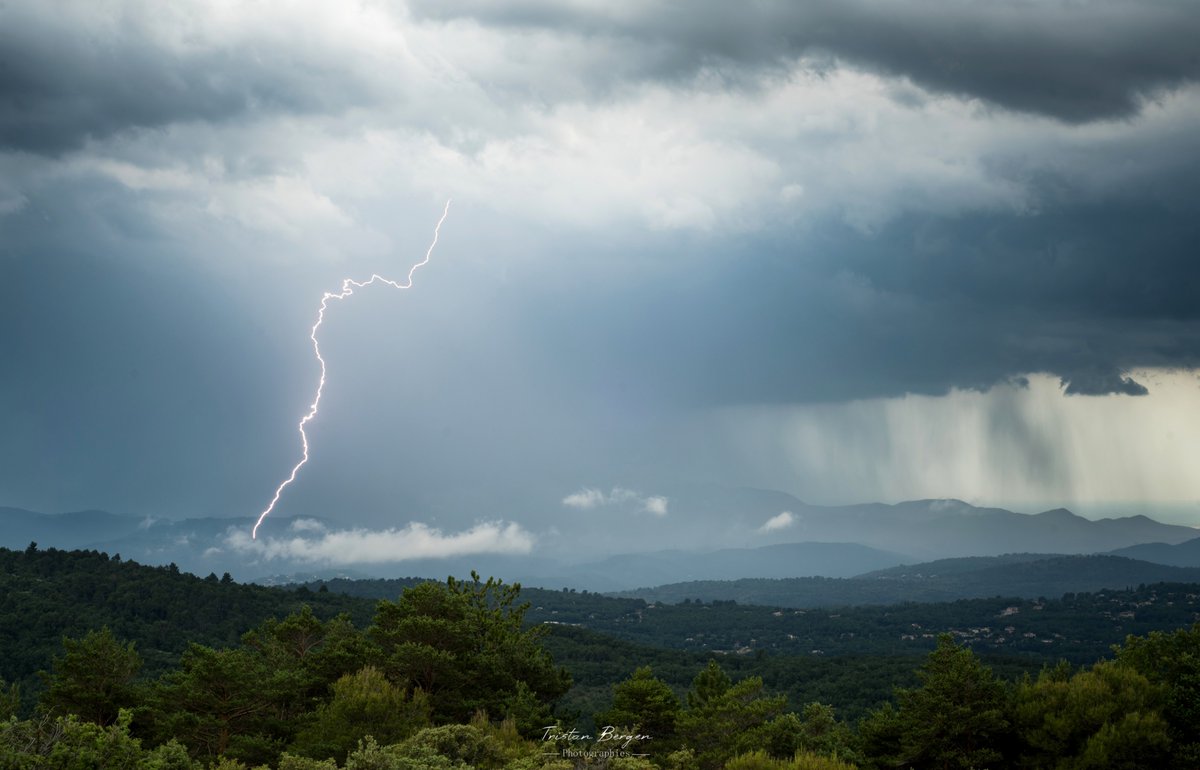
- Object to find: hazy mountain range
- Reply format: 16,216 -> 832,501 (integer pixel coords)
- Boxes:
4,492 -> 1199,593
615,553 -> 1200,606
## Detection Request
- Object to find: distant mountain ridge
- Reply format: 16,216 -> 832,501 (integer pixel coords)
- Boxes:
0,506 -> 148,551
614,553 -> 1200,607
3,495 -> 1198,588
558,542 -> 910,589
744,497 -> 1199,559
1109,537 -> 1200,568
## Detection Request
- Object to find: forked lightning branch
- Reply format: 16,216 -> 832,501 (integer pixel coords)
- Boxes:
252,200 -> 452,539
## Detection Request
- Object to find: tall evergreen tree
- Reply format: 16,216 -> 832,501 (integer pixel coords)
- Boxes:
1015,659 -> 1170,769
678,661 -> 788,770
595,666 -> 681,751
862,633 -> 1010,770
290,665 -> 429,763
149,643 -> 291,765
1116,624 -> 1200,769
369,572 -> 570,729
39,627 -> 141,726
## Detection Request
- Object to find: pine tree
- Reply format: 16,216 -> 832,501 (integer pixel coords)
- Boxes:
888,634 -> 1010,770
369,572 -> 570,730
595,666 -> 681,751
39,627 -> 141,726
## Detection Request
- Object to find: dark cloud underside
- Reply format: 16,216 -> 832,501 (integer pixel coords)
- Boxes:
522,199 -> 1200,404
1,0 -> 1199,523
0,7 -> 372,154
412,0 -> 1200,122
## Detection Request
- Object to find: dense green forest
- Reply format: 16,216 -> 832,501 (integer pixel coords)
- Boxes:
4,545 -> 1200,768
309,575 -> 1200,664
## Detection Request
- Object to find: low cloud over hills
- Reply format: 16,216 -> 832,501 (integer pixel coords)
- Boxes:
3,492 -> 1198,590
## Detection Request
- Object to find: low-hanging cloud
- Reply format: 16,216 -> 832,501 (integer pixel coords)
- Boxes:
225,520 -> 535,565
759,511 -> 796,533
562,487 -> 669,516
642,495 -> 669,517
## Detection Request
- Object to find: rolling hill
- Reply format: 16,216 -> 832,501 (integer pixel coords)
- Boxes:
613,553 -> 1200,606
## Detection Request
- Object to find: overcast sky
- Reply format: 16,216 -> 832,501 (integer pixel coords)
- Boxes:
3,1 -> 1200,560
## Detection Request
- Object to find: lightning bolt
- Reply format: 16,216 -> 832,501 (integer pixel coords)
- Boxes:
252,199 -> 451,539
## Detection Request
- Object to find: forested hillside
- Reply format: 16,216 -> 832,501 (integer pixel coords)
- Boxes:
310,574 -> 1200,664
5,545 -> 1200,768
0,545 -> 374,695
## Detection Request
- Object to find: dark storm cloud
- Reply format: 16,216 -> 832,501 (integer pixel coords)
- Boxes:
1060,368 -> 1149,396
3,0 -> 1200,528
831,201 -> 1200,323
788,197 -> 1200,398
0,6 -> 372,154
521,196 -> 1200,402
411,0 -> 1200,122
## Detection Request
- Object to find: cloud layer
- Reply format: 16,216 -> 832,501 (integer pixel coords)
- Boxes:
0,1 -> 1197,530
759,511 -> 796,533
411,0 -> 1200,122
562,487 -> 669,516
226,520 -> 534,566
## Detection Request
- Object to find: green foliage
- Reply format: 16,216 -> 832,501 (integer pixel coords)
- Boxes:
659,747 -> 699,770
342,735 -> 458,770
722,752 -> 778,770
1073,711 -> 1171,770
140,739 -> 201,769
686,661 -> 732,711
725,749 -> 858,770
677,662 -> 788,770
369,573 -> 571,730
540,624 -> 927,724
855,703 -> 901,770
760,704 -> 860,766
1115,623 -> 1200,768
1014,659 -> 1169,769
0,710 -> 156,769
9,547 -> 1200,770
13,546 -> 1200,734
396,724 -> 507,769
149,643 -> 290,765
595,666 -> 681,751
290,666 -> 429,763
0,546 -> 374,700
530,581 -> 1200,668
1,677 -> 20,720
797,704 -> 857,759
38,626 -> 142,725
864,633 -> 1010,770
758,713 -> 805,761
242,607 -> 378,709
506,758 -> 574,770
278,754 -> 339,770
789,752 -> 859,770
